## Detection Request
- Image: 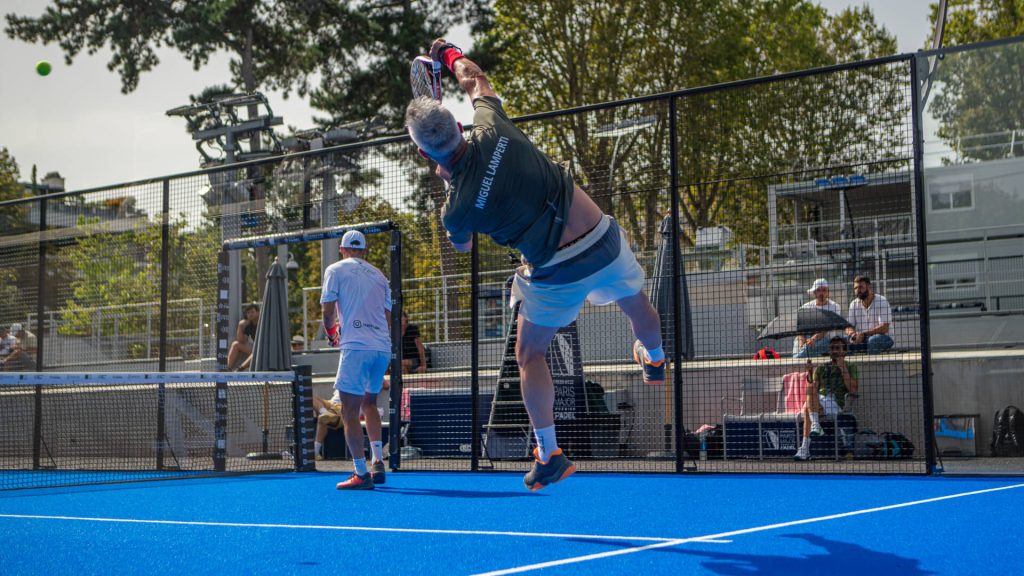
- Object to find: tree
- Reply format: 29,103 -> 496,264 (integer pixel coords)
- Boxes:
926,1 -> 1024,163
0,147 -> 30,230
5,1 -> 370,97
56,213 -> 221,359
310,0 -> 491,129
476,1 -> 899,250
0,148 -> 32,324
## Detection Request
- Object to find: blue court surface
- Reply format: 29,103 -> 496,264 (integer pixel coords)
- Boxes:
2,472 -> 1022,575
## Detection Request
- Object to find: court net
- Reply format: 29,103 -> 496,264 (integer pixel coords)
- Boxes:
0,370 -> 315,490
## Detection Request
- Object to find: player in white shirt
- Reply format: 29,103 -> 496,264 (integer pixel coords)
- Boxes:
845,275 -> 894,354
320,230 -> 392,490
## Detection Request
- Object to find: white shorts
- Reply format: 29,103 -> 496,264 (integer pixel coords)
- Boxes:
510,216 -> 646,328
334,349 -> 389,397
819,394 -> 841,417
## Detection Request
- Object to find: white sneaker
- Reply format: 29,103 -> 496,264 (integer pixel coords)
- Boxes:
810,421 -> 823,436
794,443 -> 810,461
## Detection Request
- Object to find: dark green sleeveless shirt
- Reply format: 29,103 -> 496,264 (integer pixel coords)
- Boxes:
442,96 -> 574,266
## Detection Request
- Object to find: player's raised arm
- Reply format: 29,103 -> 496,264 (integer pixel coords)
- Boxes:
430,38 -> 497,101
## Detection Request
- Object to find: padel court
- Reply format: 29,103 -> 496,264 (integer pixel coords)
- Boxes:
2,471 -> 1022,575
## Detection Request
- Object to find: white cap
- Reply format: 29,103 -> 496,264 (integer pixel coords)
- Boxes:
291,335 -> 305,345
9,323 -> 23,333
807,279 -> 829,294
340,230 -> 366,249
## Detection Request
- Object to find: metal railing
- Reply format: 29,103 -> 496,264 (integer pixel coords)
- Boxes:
25,298 -> 209,366
300,268 -> 517,346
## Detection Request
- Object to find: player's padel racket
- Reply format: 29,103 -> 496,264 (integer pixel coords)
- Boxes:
410,55 -> 442,102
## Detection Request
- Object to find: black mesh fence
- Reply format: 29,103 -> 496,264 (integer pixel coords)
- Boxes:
2,38 -> 1023,477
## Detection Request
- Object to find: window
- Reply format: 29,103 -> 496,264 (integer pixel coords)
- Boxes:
929,258 -> 979,293
928,176 -> 974,212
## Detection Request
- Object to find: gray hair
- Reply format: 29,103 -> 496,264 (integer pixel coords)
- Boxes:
405,96 -> 462,159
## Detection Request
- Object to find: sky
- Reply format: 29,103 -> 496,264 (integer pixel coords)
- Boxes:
0,1 -> 938,192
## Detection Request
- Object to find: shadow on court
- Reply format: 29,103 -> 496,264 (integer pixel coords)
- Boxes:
374,486 -> 541,499
677,533 -> 936,576
567,533 -> 935,575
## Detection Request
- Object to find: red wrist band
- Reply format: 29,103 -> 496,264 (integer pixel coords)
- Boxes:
325,324 -> 339,337
441,47 -> 464,72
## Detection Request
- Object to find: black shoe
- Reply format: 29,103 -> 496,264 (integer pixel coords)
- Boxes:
523,448 -> 576,491
370,460 -> 386,485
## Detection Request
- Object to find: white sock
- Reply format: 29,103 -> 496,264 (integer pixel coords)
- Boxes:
810,412 -> 821,427
353,457 -> 368,476
315,441 -> 323,456
534,425 -> 559,462
801,437 -> 811,449
370,441 -> 384,462
645,346 -> 665,363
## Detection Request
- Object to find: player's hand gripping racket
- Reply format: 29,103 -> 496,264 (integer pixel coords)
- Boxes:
410,55 -> 442,102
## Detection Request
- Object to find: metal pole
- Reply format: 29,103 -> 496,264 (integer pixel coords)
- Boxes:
32,194 -> 46,469
911,55 -> 937,473
669,97 -> 685,472
442,275 -> 450,341
214,249 -> 231,471
470,232 -> 480,471
388,228 -> 404,470
157,178 -> 171,468
34,194 -> 46,371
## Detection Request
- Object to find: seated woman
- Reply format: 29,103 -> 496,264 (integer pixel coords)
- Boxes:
401,311 -> 427,374
227,304 -> 259,370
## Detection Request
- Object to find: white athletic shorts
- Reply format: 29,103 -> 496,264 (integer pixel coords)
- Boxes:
510,215 -> 646,328
819,394 -> 842,417
334,349 -> 389,397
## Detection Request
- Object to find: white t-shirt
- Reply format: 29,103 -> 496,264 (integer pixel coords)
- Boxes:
0,334 -> 14,357
800,299 -> 841,316
320,257 -> 392,352
848,293 -> 892,333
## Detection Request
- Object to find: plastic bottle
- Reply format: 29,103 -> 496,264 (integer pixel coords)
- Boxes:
699,432 -> 708,461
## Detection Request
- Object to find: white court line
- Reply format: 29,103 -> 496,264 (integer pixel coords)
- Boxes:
0,513 -> 674,543
472,482 -> 1024,576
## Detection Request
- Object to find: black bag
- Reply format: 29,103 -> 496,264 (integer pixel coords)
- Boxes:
583,380 -> 610,414
682,429 -> 700,458
854,429 -> 884,459
991,406 -> 1024,457
704,425 -> 725,459
880,431 -> 915,459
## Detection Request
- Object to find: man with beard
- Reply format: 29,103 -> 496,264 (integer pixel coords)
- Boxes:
845,275 -> 893,354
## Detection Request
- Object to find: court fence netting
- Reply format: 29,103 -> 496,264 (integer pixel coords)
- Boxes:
0,369 -> 316,490
1,35 -> 1023,486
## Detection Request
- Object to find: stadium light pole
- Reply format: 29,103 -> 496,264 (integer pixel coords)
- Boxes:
594,115 -> 657,199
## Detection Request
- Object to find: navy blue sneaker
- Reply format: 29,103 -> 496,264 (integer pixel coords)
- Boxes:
523,448 -> 576,491
370,460 -> 386,485
633,340 -> 666,385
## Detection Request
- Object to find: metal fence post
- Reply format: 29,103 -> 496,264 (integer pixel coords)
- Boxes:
157,178 -> 170,468
32,195 -> 46,469
388,227 -> 404,470
668,96 -> 686,472
470,232 -> 480,471
910,55 -> 937,473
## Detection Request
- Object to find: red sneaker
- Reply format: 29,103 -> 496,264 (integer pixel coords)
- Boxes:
336,472 -> 375,490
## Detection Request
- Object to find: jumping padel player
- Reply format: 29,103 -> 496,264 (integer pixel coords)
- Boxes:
405,38 -> 665,490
